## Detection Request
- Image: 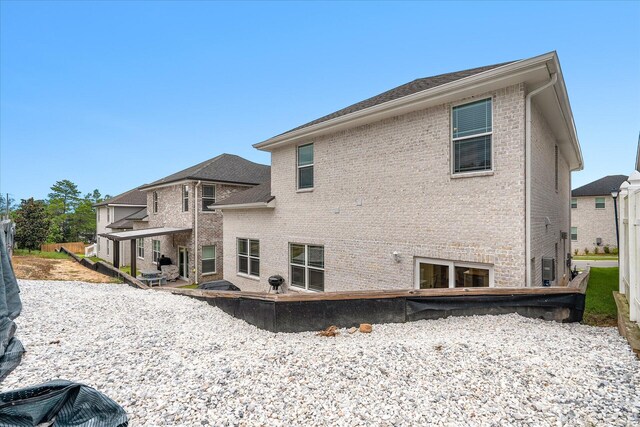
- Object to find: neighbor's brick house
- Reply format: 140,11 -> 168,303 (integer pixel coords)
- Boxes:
216,51 -> 583,292
571,175 -> 628,255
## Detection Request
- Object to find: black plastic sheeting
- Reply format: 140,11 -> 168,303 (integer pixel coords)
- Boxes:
202,291 -> 585,333
199,280 -> 241,292
0,380 -> 128,427
0,223 -> 24,382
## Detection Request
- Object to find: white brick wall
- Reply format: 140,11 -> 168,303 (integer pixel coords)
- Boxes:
571,195 -> 618,255
223,84 -> 558,292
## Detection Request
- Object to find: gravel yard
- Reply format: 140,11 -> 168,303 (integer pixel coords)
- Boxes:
2,280 -> 639,426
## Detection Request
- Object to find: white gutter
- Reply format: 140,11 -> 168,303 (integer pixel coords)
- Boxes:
211,201 -> 276,210
525,72 -> 557,287
195,180 -> 201,283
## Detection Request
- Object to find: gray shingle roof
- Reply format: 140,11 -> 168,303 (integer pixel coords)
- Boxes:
140,154 -> 270,189
211,182 -> 273,207
279,61 -> 515,136
105,208 -> 147,230
94,187 -> 147,207
572,175 -> 628,197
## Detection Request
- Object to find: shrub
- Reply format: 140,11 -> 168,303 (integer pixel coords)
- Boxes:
574,248 -> 579,256
584,248 -> 590,255
594,247 -> 600,254
612,248 -> 619,255
604,246 -> 610,254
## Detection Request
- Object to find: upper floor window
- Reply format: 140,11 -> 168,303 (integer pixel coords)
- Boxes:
202,185 -> 216,211
107,207 -> 110,222
290,243 -> 324,291
570,227 -> 578,241
297,143 -> 314,189
237,238 -> 259,277
595,197 -> 605,209
571,198 -> 577,209
452,98 -> 492,174
182,185 -> 190,212
152,191 -> 158,213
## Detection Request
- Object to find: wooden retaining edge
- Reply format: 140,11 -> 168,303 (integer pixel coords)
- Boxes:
156,283 -> 586,303
613,292 -> 640,359
59,247 -> 149,290
567,266 -> 590,293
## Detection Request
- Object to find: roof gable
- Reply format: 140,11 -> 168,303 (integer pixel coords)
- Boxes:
572,175 -> 628,197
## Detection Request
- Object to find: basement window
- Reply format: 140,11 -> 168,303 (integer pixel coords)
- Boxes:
202,245 -> 216,274
416,258 -> 493,288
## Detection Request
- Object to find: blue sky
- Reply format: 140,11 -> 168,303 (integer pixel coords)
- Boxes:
1,1 -> 639,202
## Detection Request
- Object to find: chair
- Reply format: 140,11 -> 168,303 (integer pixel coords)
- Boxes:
161,265 -> 179,281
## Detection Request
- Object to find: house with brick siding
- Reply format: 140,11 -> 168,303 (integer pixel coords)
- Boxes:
215,51 -> 584,293
571,175 -> 628,255
94,187 -> 147,266
101,154 -> 270,284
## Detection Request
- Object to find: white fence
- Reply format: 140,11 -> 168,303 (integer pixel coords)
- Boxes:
84,243 -> 97,258
619,170 -> 640,325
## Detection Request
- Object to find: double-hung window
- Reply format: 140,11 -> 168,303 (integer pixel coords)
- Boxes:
570,227 -> 578,241
595,197 -> 605,209
571,198 -> 577,209
290,243 -> 324,291
202,185 -> 216,211
137,239 -> 144,259
152,240 -> 160,263
237,239 -> 259,277
152,191 -> 158,213
416,258 -> 492,289
297,143 -> 314,189
182,185 -> 190,212
202,245 -> 216,274
107,208 -> 110,222
452,98 -> 492,174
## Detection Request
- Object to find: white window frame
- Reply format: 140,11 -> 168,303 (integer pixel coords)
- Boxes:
414,257 -> 494,289
450,97 -> 494,176
152,239 -> 160,264
106,240 -> 110,256
595,197 -> 605,209
201,245 -> 216,275
571,227 -> 578,241
297,143 -> 314,191
289,243 -> 324,292
237,238 -> 260,278
201,184 -> 216,212
137,239 -> 144,259
152,191 -> 158,214
182,185 -> 190,212
107,207 -> 110,222
571,198 -> 577,209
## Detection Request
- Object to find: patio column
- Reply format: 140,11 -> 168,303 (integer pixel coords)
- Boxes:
130,239 -> 137,278
113,240 -> 120,268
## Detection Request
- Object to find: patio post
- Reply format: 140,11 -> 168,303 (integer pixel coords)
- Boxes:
130,239 -> 137,278
113,240 -> 120,268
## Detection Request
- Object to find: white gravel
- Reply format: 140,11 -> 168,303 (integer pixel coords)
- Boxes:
2,280 -> 639,426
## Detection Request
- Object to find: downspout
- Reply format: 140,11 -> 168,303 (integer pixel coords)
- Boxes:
195,181 -> 201,284
525,72 -> 557,287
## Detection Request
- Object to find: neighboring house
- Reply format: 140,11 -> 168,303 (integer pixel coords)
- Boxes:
570,175 -> 628,254
102,154 -> 270,284
216,51 -> 583,293
93,187 -> 147,266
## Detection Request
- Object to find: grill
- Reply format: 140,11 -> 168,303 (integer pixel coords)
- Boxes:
268,275 -> 285,293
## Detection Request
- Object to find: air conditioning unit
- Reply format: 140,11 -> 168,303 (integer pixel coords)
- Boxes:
542,257 -> 556,282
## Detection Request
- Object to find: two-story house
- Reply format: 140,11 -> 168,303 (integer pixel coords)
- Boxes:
94,187 -> 147,265
571,175 -> 628,254
101,154 -> 270,284
215,51 -> 583,293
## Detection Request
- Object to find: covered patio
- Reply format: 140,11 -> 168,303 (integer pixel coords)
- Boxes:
99,227 -> 192,281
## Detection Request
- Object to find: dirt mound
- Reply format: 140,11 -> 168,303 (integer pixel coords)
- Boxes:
12,256 -> 116,283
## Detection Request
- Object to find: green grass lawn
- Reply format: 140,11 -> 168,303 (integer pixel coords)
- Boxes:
573,255 -> 618,261
12,249 -> 70,259
180,284 -> 199,289
583,267 -> 619,326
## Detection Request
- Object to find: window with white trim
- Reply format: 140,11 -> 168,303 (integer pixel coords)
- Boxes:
595,197 -> 605,209
571,198 -> 577,209
182,185 -> 190,212
137,239 -> 144,259
570,227 -> 578,241
152,239 -> 160,263
452,98 -> 492,174
290,243 -> 324,291
202,245 -> 216,274
297,143 -> 314,189
202,185 -> 216,211
107,207 -> 110,222
416,258 -> 492,288
152,191 -> 158,213
106,240 -> 110,256
237,238 -> 259,277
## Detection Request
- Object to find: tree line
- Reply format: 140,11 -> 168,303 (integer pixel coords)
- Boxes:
5,180 -> 111,251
